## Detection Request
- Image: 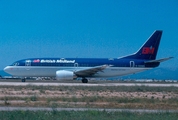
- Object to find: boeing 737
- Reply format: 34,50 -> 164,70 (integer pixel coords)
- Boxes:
4,30 -> 172,83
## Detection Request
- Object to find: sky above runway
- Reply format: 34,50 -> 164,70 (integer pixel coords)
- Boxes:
0,0 -> 178,69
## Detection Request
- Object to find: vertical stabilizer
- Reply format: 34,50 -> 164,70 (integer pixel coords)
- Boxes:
122,30 -> 162,60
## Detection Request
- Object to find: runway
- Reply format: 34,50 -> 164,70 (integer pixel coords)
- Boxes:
0,107 -> 178,113
0,81 -> 178,87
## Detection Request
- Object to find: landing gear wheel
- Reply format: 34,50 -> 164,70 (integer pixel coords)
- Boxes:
22,79 -> 26,82
82,78 -> 88,83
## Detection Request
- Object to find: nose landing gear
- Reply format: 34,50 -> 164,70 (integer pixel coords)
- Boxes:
22,78 -> 26,82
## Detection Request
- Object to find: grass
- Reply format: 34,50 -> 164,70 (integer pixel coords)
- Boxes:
1,95 -> 178,104
0,110 -> 178,120
0,96 -> 177,109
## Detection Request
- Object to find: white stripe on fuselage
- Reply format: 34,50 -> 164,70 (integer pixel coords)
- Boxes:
4,66 -> 151,78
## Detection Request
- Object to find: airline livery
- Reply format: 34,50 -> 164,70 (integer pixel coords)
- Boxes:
4,30 -> 172,83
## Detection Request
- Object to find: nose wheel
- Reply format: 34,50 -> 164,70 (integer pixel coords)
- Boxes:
82,78 -> 88,83
22,78 -> 26,82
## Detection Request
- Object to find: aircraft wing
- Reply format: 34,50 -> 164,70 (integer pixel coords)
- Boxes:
74,65 -> 110,77
144,57 -> 173,63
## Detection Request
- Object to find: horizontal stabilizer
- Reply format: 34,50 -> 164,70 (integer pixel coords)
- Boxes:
144,57 -> 173,63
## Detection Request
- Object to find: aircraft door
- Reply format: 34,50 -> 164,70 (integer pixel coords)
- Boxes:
74,63 -> 78,67
130,61 -> 135,67
25,60 -> 31,66
25,60 -> 31,70
74,63 -> 78,71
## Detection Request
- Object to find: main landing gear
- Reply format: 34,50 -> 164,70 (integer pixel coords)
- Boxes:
82,78 -> 88,83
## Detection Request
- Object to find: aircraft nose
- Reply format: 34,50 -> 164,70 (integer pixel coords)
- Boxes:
4,66 -> 11,73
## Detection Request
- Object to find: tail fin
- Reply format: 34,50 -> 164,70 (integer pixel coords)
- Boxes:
123,30 -> 162,60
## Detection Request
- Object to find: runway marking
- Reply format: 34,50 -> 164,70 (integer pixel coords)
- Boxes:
0,82 -> 178,87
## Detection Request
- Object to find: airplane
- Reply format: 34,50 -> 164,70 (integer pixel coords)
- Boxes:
4,30 -> 172,83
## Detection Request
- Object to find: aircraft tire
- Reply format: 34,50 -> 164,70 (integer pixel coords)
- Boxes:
82,78 -> 88,83
22,79 -> 26,82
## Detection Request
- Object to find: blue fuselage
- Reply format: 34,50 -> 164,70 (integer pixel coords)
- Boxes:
4,58 -> 159,78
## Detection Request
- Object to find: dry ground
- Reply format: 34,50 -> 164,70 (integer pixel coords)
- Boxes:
0,85 -> 178,109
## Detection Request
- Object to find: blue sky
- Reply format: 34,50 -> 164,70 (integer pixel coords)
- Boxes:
0,0 -> 178,70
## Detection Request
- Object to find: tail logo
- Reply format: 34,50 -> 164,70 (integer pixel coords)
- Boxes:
142,46 -> 155,54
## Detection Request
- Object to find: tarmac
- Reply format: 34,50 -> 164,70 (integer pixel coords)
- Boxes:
0,80 -> 178,87
0,107 -> 178,113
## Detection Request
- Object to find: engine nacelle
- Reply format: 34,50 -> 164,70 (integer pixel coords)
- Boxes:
56,70 -> 75,80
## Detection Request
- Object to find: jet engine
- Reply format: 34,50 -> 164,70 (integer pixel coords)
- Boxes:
56,70 -> 76,80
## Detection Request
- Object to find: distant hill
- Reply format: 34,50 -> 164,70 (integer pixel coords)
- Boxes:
121,67 -> 178,80
0,67 -> 177,80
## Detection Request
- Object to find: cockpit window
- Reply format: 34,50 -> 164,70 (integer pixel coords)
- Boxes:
13,62 -> 19,66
